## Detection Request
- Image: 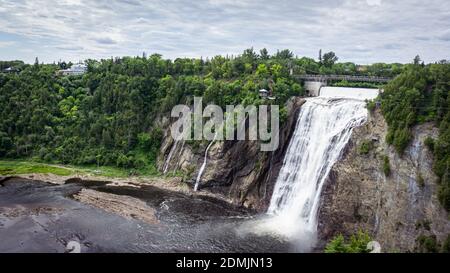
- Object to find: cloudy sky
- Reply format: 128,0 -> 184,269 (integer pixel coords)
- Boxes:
0,0 -> 449,64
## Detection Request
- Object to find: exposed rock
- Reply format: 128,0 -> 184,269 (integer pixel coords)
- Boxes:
0,206 -> 64,218
2,173 -> 231,206
0,176 -> 17,186
73,188 -> 158,225
318,109 -> 450,252
158,97 -> 305,211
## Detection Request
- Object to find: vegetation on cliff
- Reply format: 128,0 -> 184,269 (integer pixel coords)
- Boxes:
415,233 -> 450,253
379,58 -> 450,210
324,230 -> 373,253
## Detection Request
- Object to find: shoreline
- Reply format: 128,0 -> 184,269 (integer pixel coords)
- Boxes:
0,176 -> 270,253
0,171 -> 235,207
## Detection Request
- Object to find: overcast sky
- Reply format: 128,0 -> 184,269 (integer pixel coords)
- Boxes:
0,0 -> 449,64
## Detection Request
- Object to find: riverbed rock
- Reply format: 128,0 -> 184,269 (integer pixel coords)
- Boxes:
73,188 -> 159,225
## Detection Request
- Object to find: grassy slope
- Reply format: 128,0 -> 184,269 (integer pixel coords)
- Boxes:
0,159 -> 161,178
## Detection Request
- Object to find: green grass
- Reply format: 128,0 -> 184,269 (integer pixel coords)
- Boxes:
69,164 -> 138,178
0,159 -> 162,178
0,160 -> 73,176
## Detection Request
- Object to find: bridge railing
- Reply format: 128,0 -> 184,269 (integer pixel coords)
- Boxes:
294,74 -> 392,83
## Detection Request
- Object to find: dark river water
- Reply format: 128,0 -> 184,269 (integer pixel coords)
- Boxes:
0,178 -> 294,253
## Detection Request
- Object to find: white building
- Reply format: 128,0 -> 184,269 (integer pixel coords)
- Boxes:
3,67 -> 19,73
58,63 -> 87,76
259,89 -> 276,100
259,89 -> 269,98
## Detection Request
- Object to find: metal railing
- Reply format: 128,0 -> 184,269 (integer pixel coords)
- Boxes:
294,74 -> 392,83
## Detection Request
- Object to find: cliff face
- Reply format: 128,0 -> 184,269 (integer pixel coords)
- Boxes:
318,109 -> 450,252
158,97 -> 449,252
157,97 -> 305,211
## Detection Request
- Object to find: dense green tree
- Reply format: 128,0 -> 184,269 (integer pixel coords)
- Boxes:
275,49 -> 294,60
259,48 -> 270,60
322,51 -> 338,68
325,230 -> 372,253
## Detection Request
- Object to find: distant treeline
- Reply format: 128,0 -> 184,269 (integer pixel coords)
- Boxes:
0,60 -> 26,71
330,80 -> 383,89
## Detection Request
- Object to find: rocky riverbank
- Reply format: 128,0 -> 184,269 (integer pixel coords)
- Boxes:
0,176 -> 291,253
0,172 -> 231,204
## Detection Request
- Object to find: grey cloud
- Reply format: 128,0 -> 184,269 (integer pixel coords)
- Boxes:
93,37 -> 118,45
351,47 -> 372,53
382,43 -> 404,50
116,0 -> 142,6
437,31 -> 450,41
56,45 -> 84,51
415,36 -> 430,41
0,0 -> 448,64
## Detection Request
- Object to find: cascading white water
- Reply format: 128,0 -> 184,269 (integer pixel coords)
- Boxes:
163,140 -> 178,174
319,86 -> 379,100
194,134 -> 217,191
262,87 -> 377,247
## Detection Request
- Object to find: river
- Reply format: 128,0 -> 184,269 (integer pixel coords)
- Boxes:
0,177 -> 291,253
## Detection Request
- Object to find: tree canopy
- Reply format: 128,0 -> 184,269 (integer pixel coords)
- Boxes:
0,49 -> 411,174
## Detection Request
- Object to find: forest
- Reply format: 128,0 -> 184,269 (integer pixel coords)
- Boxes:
0,48 -> 409,176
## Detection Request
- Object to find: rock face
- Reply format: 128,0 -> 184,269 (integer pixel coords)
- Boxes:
157,97 -> 305,211
318,108 -> 450,252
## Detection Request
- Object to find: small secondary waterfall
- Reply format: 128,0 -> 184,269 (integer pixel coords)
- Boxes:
173,140 -> 185,175
194,134 -> 217,191
265,88 -> 377,245
163,140 -> 178,174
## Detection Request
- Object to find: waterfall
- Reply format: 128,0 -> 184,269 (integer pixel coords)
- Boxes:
265,94 -> 370,243
194,133 -> 217,191
173,140 -> 185,175
319,86 -> 379,100
163,140 -> 178,174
